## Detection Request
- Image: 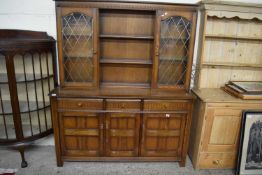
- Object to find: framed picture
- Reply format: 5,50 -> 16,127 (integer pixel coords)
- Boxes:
237,111 -> 262,175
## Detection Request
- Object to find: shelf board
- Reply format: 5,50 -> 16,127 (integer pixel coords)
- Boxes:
205,34 -> 262,41
202,62 -> 262,69
101,82 -> 151,88
0,100 -> 50,115
100,34 -> 154,40
100,58 -> 152,65
0,73 -> 53,84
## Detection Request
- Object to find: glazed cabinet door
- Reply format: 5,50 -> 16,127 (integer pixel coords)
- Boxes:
141,113 -> 186,157
105,113 -> 140,157
59,112 -> 103,157
153,11 -> 196,90
57,7 -> 98,88
202,108 -> 242,153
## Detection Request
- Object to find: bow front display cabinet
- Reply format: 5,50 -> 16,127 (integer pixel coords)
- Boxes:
0,30 -> 56,167
51,0 -> 197,167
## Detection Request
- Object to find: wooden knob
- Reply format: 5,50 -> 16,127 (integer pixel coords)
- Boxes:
77,102 -> 83,107
121,104 -> 125,108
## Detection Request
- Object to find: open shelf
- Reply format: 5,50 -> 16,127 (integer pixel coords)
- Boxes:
0,100 -> 50,115
100,34 -> 154,40
205,34 -> 262,41
100,82 -> 151,88
202,62 -> 262,69
100,58 -> 152,65
0,73 -> 53,84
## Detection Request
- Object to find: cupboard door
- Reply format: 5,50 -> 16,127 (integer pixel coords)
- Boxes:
105,113 -> 140,157
57,7 -> 98,87
202,109 -> 242,153
59,112 -> 103,157
153,11 -> 196,90
141,113 -> 186,157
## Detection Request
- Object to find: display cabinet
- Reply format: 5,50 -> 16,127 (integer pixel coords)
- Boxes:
0,30 -> 56,167
51,0 -> 197,167
189,0 -> 262,169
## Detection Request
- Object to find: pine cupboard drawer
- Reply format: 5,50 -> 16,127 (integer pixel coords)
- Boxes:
58,98 -> 103,110
144,100 -> 189,111
106,99 -> 140,110
198,153 -> 236,169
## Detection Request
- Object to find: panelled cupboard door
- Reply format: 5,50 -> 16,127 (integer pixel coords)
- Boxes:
105,113 -> 140,157
153,11 -> 196,90
59,112 -> 103,157
57,7 -> 99,88
141,113 -> 186,157
202,109 -> 242,153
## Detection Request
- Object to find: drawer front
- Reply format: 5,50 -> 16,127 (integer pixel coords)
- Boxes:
106,99 -> 140,110
144,100 -> 189,111
199,153 -> 236,169
58,98 -> 103,110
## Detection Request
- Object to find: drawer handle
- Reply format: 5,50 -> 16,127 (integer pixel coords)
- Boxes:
77,102 -> 83,107
121,104 -> 126,108
213,160 -> 220,165
165,114 -> 170,118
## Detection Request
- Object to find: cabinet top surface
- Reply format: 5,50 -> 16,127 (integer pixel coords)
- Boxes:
50,87 -> 195,100
0,29 -> 55,49
54,0 -> 197,6
193,88 -> 262,104
200,0 -> 262,14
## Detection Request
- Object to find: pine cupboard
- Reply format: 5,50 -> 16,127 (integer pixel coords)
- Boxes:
51,0 -> 197,167
189,89 -> 262,169
189,1 -> 262,169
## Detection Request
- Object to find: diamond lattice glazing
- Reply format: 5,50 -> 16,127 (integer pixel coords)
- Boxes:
158,16 -> 191,86
62,12 -> 94,82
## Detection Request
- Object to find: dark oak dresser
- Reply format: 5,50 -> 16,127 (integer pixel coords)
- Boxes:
51,0 -> 197,167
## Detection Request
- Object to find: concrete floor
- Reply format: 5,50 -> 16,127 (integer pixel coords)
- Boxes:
0,144 -> 235,175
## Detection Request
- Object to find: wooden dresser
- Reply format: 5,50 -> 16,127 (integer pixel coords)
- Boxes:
51,0 -> 197,167
188,1 -> 262,170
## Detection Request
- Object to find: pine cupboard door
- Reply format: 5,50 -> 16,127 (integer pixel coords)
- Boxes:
59,112 -> 103,157
105,113 -> 140,157
57,7 -> 99,88
153,11 -> 196,90
141,113 -> 187,157
201,108 -> 242,153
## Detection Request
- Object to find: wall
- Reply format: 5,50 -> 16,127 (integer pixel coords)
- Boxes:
0,0 -> 261,86
1,0 -> 261,39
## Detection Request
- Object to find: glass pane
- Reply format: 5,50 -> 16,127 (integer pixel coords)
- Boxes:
158,16 -> 191,86
21,113 -> 33,137
62,12 -> 94,82
0,114 -> 16,139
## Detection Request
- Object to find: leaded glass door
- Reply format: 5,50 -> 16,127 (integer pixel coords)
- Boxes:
58,8 -> 98,87
154,11 -> 196,91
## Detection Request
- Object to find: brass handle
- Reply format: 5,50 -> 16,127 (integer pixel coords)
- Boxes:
77,102 -> 83,107
213,160 -> 220,165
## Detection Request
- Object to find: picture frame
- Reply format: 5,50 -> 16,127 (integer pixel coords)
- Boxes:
236,111 -> 262,175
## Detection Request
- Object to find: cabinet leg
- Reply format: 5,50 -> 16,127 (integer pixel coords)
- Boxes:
179,159 -> 186,167
19,148 -> 28,168
57,157 -> 63,167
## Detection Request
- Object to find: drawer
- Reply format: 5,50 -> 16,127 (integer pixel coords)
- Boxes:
58,98 -> 103,110
144,100 -> 189,111
106,99 -> 140,110
198,152 -> 236,169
